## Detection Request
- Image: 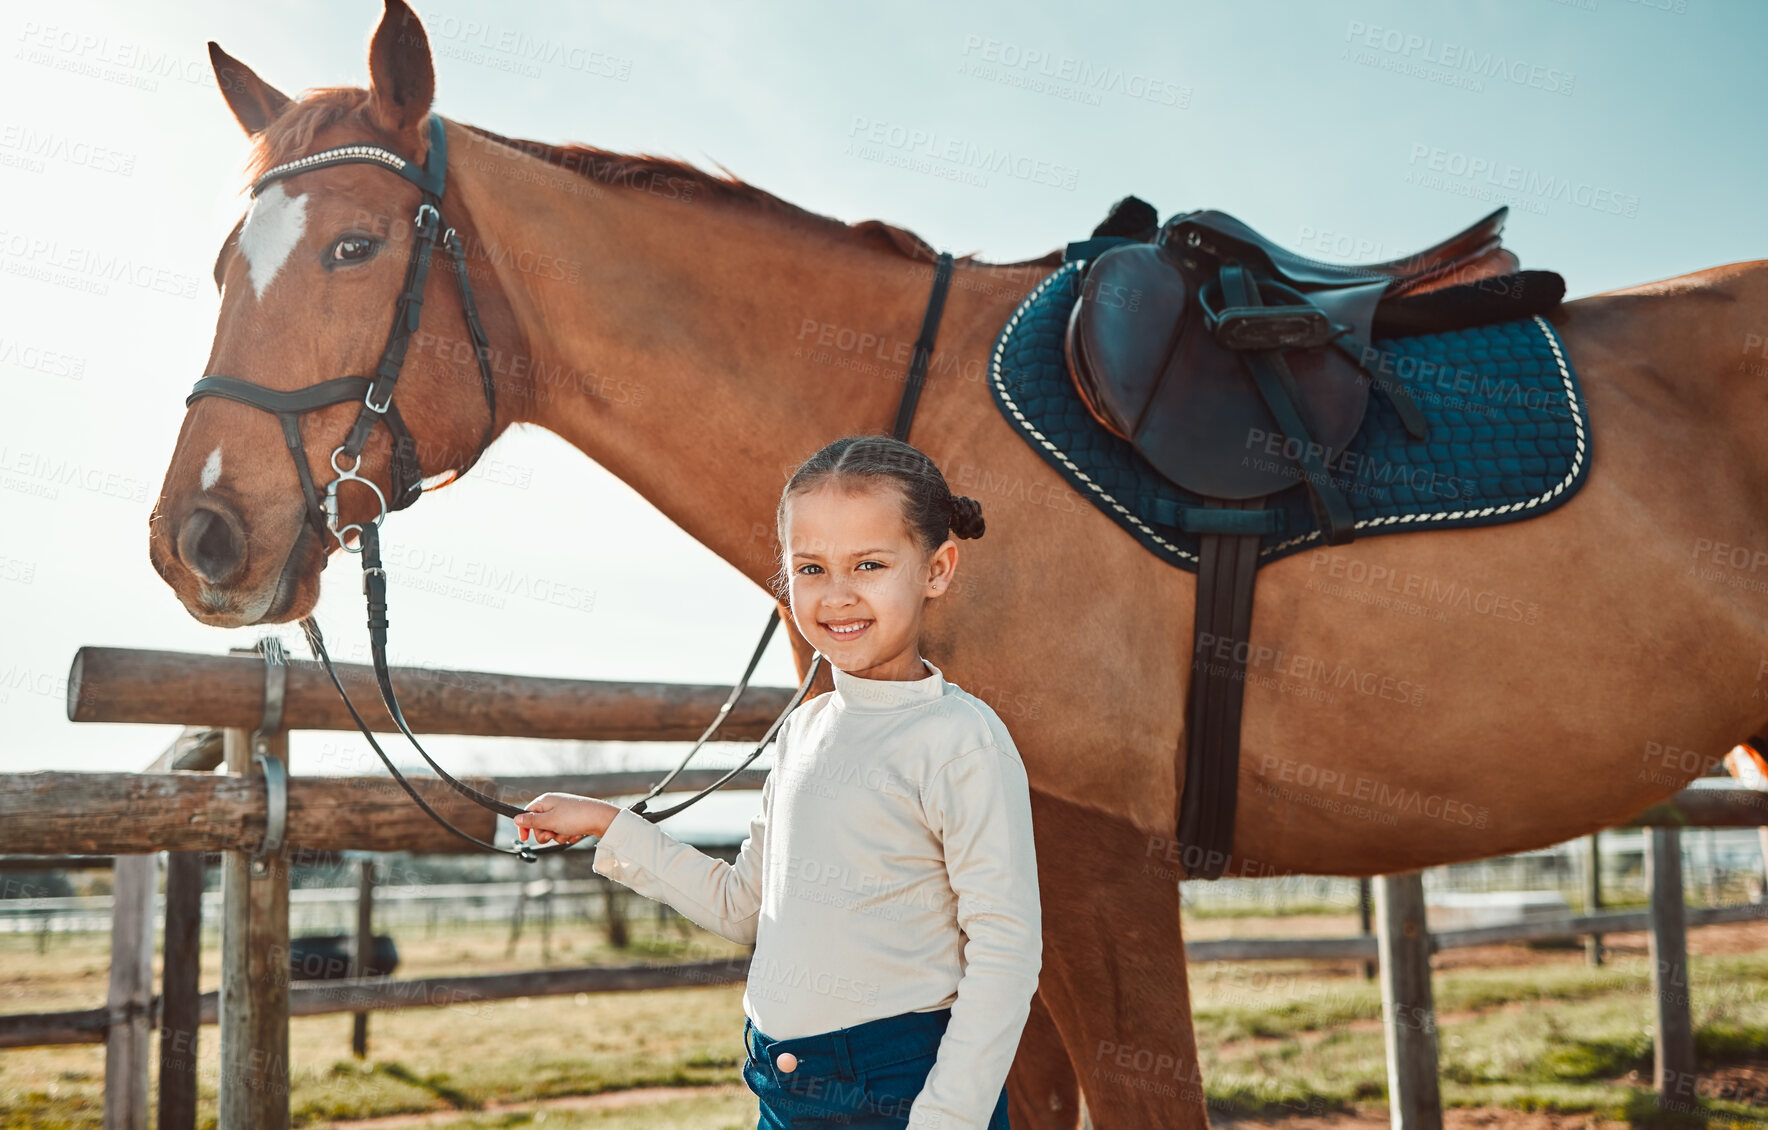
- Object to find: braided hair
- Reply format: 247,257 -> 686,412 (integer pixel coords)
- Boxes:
770,435 -> 984,600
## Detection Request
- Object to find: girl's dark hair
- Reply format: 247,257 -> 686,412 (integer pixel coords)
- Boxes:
770,435 -> 984,599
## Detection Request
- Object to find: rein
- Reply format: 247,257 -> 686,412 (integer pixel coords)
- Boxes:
186,114 -> 957,860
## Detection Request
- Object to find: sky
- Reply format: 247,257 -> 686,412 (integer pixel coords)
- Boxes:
2,0 -> 1765,842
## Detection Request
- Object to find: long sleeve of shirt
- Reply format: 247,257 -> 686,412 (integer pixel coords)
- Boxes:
906,743 -> 1042,1130
591,769 -> 773,945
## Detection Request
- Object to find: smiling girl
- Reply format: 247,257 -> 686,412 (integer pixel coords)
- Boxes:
515,434 -> 1041,1129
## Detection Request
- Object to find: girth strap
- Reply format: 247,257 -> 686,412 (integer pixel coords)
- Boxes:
1176,498 -> 1265,880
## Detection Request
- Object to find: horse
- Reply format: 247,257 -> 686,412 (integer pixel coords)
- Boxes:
148,3 -> 1768,1125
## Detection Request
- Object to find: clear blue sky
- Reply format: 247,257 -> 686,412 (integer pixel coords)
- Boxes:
3,0 -> 1764,842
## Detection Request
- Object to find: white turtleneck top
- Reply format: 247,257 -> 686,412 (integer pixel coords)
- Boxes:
592,657 -> 1041,1129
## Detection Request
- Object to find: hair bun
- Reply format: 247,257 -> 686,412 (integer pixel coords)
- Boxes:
947,495 -> 986,540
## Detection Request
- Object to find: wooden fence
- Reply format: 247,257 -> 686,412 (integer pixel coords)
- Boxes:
7,644 -> 1768,1129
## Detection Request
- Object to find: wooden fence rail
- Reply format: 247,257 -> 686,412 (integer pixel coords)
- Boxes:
0,958 -> 752,1050
67,646 -> 794,740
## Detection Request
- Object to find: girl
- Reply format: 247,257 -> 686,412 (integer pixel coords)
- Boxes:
515,435 -> 1041,1129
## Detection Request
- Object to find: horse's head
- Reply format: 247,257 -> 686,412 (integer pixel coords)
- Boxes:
151,0 -> 499,626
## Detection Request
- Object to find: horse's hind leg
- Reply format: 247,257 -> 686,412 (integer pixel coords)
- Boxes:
1008,991 -> 1083,1129
1031,790 -> 1210,1129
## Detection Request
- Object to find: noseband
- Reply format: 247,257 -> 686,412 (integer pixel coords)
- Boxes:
187,115 -> 497,553
183,113 -> 957,860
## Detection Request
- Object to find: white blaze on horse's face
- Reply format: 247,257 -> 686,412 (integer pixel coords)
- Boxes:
238,182 -> 308,300
200,446 -> 222,491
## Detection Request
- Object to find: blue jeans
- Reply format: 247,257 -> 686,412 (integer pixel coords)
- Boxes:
743,1008 -> 1010,1128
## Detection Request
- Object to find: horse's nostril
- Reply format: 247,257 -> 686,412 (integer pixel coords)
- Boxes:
178,505 -> 247,586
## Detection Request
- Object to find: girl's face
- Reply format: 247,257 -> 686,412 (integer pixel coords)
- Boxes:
782,482 -> 958,682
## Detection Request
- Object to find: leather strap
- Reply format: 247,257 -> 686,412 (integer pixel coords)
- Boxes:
892,252 -> 954,442
1220,263 -> 1356,545
1175,498 -> 1264,880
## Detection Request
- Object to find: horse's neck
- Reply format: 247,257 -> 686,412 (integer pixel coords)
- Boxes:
452,142 -> 1010,584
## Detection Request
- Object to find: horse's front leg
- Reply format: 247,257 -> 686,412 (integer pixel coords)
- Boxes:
1032,790 -> 1210,1129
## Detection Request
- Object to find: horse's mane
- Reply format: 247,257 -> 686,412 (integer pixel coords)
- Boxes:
243,88 -> 1060,270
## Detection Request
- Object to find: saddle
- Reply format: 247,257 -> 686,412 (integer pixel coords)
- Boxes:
1061,200 -> 1563,879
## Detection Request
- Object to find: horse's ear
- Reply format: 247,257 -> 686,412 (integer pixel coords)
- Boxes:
366,0 -> 435,136
209,42 -> 290,136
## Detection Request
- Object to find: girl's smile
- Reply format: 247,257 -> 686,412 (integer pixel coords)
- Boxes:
822,618 -> 872,639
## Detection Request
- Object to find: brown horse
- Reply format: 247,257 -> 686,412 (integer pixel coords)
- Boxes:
149,3 -> 1768,1126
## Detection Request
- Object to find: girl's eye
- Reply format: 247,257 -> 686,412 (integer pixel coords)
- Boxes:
857,561 -> 884,571
796,564 -> 823,576
327,235 -> 379,266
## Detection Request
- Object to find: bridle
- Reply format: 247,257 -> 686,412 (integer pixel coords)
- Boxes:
189,115 -> 495,552
184,113 -> 957,861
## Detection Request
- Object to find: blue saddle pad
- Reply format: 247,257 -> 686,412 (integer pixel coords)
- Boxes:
987,261 -> 1590,571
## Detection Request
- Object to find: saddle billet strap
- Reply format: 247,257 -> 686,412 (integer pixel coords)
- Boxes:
1176,498 -> 1264,880
892,252 -> 955,442
1218,263 -> 1355,546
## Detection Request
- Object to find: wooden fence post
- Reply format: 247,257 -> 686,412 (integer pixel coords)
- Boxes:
219,727 -> 290,1130
1375,872 -> 1441,1130
1646,826 -> 1696,1106
1585,832 -> 1603,966
352,858 -> 374,1059
1358,877 -> 1375,981
159,851 -> 205,1130
102,853 -> 157,1130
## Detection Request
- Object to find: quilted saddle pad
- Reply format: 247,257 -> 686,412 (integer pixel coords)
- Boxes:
987,261 -> 1591,571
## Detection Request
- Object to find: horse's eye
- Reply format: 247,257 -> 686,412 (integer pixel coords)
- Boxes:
328,236 -> 378,265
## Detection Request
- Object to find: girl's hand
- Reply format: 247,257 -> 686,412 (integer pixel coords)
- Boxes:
514,792 -> 620,846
